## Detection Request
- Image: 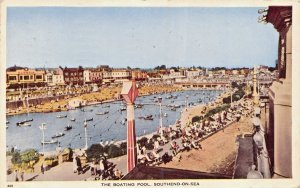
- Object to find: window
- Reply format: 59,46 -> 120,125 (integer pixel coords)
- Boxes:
9,76 -> 17,81
24,76 -> 30,80
36,75 -> 42,80
20,76 -> 23,80
30,76 -> 33,79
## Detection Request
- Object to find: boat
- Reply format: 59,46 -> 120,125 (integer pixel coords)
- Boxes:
51,132 -> 65,139
17,122 -> 31,127
57,115 -> 67,118
6,121 -> 9,124
120,118 -> 127,125
16,118 -> 33,125
86,118 -> 93,122
163,113 -> 168,117
143,115 -> 153,120
144,116 -> 154,120
96,111 -> 109,115
81,109 -> 93,112
171,107 -> 176,111
41,139 -> 58,145
6,125 -> 8,129
120,107 -> 126,111
64,125 -> 72,131
166,95 -> 172,99
198,99 -> 202,103
103,105 -> 110,108
134,104 -> 143,108
70,118 -> 76,121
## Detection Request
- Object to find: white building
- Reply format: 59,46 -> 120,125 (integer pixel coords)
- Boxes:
84,69 -> 91,83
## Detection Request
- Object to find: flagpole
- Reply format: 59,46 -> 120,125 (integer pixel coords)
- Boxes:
42,123 -> 45,154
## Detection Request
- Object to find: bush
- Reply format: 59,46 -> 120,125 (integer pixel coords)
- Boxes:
20,149 -> 39,164
86,144 -> 104,161
137,137 -> 148,147
11,151 -> 22,165
205,104 -> 230,118
86,143 -> 128,161
191,116 -> 203,123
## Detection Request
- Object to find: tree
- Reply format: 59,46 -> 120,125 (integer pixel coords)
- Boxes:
154,65 -> 166,70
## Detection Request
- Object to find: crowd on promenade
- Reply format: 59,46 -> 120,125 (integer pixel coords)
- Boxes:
135,97 -> 254,168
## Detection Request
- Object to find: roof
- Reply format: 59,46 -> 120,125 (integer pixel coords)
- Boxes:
122,165 -> 231,180
6,65 -> 26,71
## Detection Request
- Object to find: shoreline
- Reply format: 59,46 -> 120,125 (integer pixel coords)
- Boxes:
6,85 -> 186,116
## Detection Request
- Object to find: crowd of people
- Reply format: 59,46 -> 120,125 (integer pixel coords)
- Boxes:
136,97 -> 254,167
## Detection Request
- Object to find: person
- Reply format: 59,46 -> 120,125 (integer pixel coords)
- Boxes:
154,140 -> 159,151
161,152 -> 171,164
73,155 -> 77,173
99,159 -> 105,177
14,170 -> 19,182
75,156 -> 82,175
114,169 -> 123,179
90,160 -> 97,176
236,113 -> 241,122
41,163 -> 44,174
20,171 -> 24,181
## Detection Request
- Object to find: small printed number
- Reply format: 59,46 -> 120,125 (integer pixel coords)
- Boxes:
7,185 -> 13,187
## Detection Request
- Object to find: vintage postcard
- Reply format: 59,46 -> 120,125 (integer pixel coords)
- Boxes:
1,0 -> 299,188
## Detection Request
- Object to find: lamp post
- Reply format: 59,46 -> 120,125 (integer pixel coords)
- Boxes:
158,97 -> 163,137
84,119 -> 88,150
253,66 -> 260,106
39,123 -> 46,154
185,95 -> 189,110
230,89 -> 233,108
121,77 -> 138,173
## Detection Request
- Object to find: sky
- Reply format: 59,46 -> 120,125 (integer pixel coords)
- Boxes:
7,7 -> 279,69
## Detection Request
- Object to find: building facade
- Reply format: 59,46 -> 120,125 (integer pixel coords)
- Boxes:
265,6 -> 292,178
59,66 -> 84,85
6,65 -> 46,88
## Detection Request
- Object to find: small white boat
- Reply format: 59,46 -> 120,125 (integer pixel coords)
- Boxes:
163,113 -> 168,117
6,125 -> 8,129
6,121 -> 9,124
70,118 -> 76,121
41,139 -> 58,145
57,115 -> 67,118
52,132 -> 65,139
96,111 -> 109,115
17,122 -> 31,127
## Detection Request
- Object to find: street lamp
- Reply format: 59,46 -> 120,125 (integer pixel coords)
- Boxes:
84,119 -> 88,150
39,123 -> 46,154
158,97 -> 163,137
185,95 -> 189,110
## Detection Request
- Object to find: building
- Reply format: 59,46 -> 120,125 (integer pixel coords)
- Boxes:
264,6 -> 292,178
184,69 -> 201,78
83,69 -> 91,83
52,68 -> 65,85
112,69 -> 131,82
59,66 -> 84,86
6,65 -> 46,88
131,70 -> 147,81
89,69 -> 102,84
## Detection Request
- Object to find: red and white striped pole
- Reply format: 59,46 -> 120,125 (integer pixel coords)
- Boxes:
121,76 -> 138,173
126,101 -> 136,172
